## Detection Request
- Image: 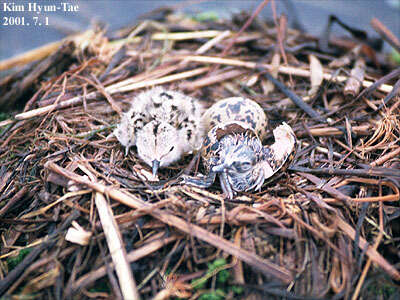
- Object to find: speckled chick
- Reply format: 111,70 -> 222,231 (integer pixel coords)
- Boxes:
181,97 -> 296,199
113,87 -> 205,176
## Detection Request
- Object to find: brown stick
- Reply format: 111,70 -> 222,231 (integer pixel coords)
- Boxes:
220,0 -> 270,57
0,41 -> 75,110
45,161 -> 293,283
337,217 -> 400,281
290,166 -> 400,180
180,69 -> 247,90
11,67 -> 209,122
0,186 -> 28,218
180,55 -> 393,93
371,18 -> 400,53
0,40 -> 63,71
371,147 -> 400,167
296,124 -> 372,137
355,67 -> 400,101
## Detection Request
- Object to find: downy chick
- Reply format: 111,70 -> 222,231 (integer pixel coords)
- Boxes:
114,87 -> 204,176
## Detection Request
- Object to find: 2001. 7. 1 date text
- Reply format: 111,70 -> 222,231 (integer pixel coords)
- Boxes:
2,16 -> 49,26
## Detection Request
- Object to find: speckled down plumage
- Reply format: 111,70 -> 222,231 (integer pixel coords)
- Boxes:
113,87 -> 205,175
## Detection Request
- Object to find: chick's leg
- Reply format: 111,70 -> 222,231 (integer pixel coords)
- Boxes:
180,171 -> 217,188
219,172 -> 234,199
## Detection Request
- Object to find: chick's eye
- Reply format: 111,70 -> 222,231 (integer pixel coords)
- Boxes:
169,146 -> 175,152
232,161 -> 252,172
240,162 -> 252,171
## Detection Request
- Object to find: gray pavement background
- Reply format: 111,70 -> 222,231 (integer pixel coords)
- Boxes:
0,0 -> 399,61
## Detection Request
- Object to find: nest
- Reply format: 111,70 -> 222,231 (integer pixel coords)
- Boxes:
0,6 -> 399,299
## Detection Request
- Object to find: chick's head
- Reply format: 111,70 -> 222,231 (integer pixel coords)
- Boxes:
136,120 -> 182,176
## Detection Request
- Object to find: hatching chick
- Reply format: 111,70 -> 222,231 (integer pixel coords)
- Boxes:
113,87 -> 204,176
180,97 -> 297,199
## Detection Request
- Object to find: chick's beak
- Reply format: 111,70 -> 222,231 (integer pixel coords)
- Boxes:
124,146 -> 130,157
212,163 -> 228,173
152,159 -> 160,177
